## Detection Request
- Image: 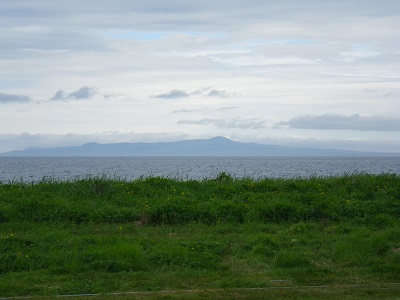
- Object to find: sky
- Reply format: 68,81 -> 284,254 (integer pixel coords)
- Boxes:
1,0 -> 400,153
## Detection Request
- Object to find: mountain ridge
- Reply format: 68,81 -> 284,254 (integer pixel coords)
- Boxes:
0,136 -> 396,156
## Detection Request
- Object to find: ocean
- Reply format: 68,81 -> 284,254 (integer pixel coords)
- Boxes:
1,156 -> 399,183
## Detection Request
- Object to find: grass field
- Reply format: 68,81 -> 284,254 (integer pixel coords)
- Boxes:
1,173 -> 399,299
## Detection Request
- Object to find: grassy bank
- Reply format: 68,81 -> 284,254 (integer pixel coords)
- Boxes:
1,173 -> 399,298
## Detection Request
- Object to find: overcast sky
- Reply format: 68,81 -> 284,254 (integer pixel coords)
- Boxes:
1,0 -> 399,153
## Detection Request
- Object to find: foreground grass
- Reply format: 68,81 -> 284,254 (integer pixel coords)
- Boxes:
0,173 -> 399,298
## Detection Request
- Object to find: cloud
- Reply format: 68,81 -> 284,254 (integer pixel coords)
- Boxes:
172,106 -> 237,114
205,89 -> 232,98
68,86 -> 97,99
178,118 -> 266,129
0,92 -> 32,104
154,87 -> 237,99
172,108 -> 207,114
190,87 -> 239,98
153,90 -> 189,99
50,90 -> 66,101
50,86 -> 98,101
279,114 -> 400,132
1,1 -> 399,156
216,106 -> 238,111
252,135 -> 400,154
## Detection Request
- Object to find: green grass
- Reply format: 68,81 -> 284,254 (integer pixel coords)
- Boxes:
0,173 -> 399,298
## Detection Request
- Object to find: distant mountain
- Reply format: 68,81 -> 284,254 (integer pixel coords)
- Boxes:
0,136 -> 393,156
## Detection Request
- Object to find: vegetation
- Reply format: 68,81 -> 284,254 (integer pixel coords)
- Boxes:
0,173 -> 399,299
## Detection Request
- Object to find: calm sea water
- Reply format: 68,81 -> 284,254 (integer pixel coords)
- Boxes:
0,156 -> 399,183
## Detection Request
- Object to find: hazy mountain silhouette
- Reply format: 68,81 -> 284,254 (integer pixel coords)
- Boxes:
0,136 -> 390,156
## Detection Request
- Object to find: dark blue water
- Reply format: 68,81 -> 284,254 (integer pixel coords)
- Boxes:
0,156 -> 399,182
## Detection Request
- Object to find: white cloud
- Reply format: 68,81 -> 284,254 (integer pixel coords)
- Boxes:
153,87 -> 238,99
0,1 -> 399,153
178,118 -> 266,129
279,114 -> 400,132
172,108 -> 207,114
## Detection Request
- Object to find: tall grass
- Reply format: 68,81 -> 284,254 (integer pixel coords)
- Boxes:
1,173 -> 398,225
0,173 -> 399,297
